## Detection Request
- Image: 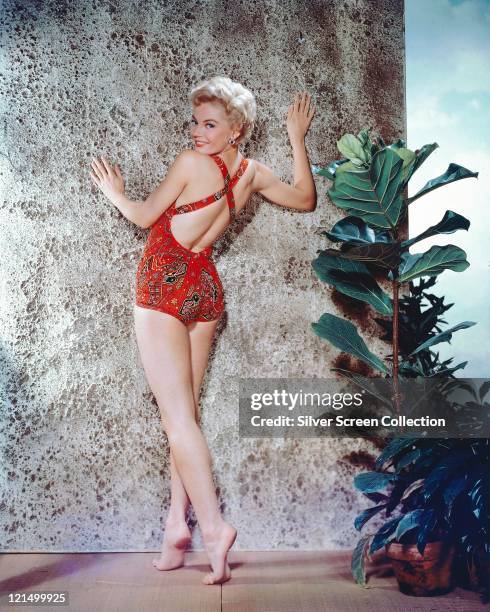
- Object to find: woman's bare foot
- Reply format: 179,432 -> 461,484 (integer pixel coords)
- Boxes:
152,518 -> 192,571
201,521 -> 237,585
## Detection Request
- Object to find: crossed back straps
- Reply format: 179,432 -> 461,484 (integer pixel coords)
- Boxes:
171,154 -> 249,215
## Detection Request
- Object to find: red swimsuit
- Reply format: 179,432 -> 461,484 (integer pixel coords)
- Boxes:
135,153 -> 249,325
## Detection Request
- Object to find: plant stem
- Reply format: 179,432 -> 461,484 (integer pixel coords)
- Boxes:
392,278 -> 401,417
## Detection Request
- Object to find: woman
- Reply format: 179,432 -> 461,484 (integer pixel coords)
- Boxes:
89,76 -> 316,585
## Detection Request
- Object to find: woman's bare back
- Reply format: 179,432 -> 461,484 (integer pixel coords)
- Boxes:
170,150 -> 256,252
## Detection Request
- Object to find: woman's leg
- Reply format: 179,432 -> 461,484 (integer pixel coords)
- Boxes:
133,306 -> 236,584
154,316 -> 221,569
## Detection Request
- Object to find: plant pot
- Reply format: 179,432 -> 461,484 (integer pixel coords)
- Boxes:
385,541 -> 455,596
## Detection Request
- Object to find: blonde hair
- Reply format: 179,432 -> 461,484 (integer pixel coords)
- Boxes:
189,76 -> 257,143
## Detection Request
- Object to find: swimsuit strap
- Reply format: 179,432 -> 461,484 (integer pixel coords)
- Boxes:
212,155 -> 249,211
171,154 -> 249,215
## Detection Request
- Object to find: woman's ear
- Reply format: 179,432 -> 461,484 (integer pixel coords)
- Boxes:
233,124 -> 243,142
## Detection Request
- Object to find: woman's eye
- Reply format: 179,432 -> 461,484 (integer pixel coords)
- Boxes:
190,119 -> 214,127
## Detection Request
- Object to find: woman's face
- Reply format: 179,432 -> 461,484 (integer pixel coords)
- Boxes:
190,100 -> 240,154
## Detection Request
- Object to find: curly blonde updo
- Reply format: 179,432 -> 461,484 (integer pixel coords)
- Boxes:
189,76 -> 257,143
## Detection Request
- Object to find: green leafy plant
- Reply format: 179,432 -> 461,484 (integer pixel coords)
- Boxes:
310,129 -> 485,592
374,276 -> 471,378
351,429 -> 490,589
311,128 -> 478,406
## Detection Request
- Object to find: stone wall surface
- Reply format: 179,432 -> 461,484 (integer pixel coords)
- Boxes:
0,0 -> 405,551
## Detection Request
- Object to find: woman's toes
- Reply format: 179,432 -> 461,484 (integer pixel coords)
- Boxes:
151,549 -> 186,571
201,564 -> 231,585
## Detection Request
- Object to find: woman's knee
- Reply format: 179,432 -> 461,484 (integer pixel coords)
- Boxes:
164,417 -> 198,446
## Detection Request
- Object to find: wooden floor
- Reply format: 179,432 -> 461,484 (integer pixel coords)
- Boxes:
0,551 -> 487,611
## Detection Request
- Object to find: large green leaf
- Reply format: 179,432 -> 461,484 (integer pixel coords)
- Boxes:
443,475 -> 469,520
358,127 -> 383,156
396,448 -> 423,471
354,504 -> 387,532
338,242 -> 402,269
330,368 -> 393,407
320,243 -> 400,270
402,210 -> 470,248
403,142 -> 439,184
390,146 -> 416,182
311,313 -> 389,373
357,128 -> 372,148
396,245 -> 469,282
314,251 -> 371,275
407,163 -> 479,205
423,451 -> 473,502
429,361 -> 468,377
351,534 -> 372,587
337,133 -> 370,166
370,516 -> 402,554
394,509 -> 424,541
312,254 -> 393,315
375,438 -> 418,470
470,473 -> 490,522
398,361 -> 426,377
401,478 -> 424,502
328,271 -> 393,315
354,471 -> 395,493
326,216 -> 393,245
328,148 -> 404,229
409,321 -> 477,356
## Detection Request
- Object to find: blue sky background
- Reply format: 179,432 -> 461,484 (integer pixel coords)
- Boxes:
405,0 -> 490,376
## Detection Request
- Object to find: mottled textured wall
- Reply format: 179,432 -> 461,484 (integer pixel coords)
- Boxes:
0,0 -> 405,551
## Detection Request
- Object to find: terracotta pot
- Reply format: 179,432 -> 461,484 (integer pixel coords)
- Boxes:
385,541 -> 455,596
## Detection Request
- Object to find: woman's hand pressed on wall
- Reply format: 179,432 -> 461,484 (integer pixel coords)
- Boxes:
286,91 -> 316,145
89,155 -> 148,228
90,155 -> 125,200
254,90 -> 317,211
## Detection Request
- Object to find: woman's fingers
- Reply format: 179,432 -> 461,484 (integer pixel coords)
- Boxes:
298,91 -> 305,113
91,155 -> 112,174
294,92 -> 301,113
305,94 -> 311,115
91,155 -> 118,186
294,92 -> 300,113
301,91 -> 308,113
91,157 -> 105,176
291,91 -> 314,117
91,159 -> 102,180
100,155 -> 113,175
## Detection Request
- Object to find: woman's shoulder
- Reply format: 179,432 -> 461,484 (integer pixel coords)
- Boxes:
174,149 -> 223,171
167,149 -> 210,178
173,149 -> 258,182
174,148 -> 203,164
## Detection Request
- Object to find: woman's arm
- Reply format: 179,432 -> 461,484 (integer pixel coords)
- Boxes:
253,92 -> 317,212
90,151 -> 195,229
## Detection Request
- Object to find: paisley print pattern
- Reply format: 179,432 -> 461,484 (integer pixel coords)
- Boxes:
135,154 -> 249,325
